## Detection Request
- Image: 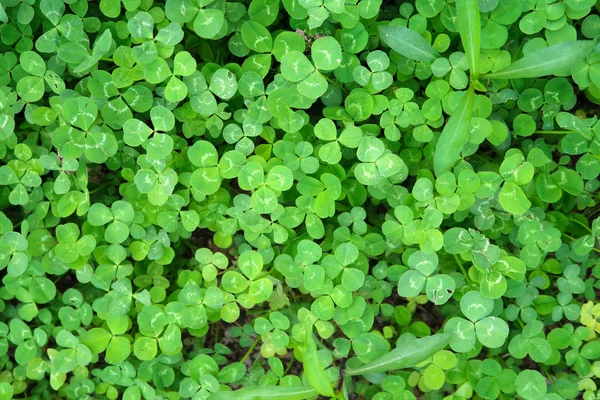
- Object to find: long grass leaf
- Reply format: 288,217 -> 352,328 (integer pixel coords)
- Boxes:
378,25 -> 440,63
209,386 -> 319,400
345,333 -> 451,376
482,40 -> 596,80
456,0 -> 481,77
303,325 -> 335,396
433,88 -> 475,176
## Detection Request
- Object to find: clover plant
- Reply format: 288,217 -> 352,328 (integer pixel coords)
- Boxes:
1,0 -> 600,399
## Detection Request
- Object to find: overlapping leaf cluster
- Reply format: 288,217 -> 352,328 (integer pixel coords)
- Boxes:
0,0 -> 600,399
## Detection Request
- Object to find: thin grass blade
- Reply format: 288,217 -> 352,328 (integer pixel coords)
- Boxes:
456,0 -> 481,78
208,386 -> 319,400
303,324 -> 335,396
482,40 -> 596,80
433,88 -> 475,176
345,333 -> 451,376
378,25 -> 440,63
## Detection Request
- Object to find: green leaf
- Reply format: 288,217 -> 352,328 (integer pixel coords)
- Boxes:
80,328 -> 111,354
433,88 -> 475,176
303,324 -> 334,396
17,76 -> 45,103
209,386 -> 319,400
498,182 -> 531,215
266,165 -> 293,191
311,37 -> 342,71
194,9 -> 225,39
475,316 -> 509,348
345,333 -> 451,375
128,12 -> 154,39
241,21 -> 273,53
378,25 -> 440,63
446,317 -> 476,352
455,0 -> 481,77
40,0 -> 65,25
335,242 -> 359,266
0,382 -> 14,399
482,40 -> 596,79
515,370 -> 547,400
87,203 -> 113,226
20,51 -> 46,77
281,51 -> 315,82
461,291 -> 494,321
397,270 -> 426,297
133,337 -> 157,361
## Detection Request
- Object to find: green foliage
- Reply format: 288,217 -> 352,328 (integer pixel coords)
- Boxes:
0,0 -> 599,399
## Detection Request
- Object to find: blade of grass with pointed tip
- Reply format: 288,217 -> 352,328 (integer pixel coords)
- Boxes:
456,0 -> 481,78
482,40 -> 596,80
208,386 -> 319,400
433,88 -> 475,176
303,324 -> 335,396
378,25 -> 440,63
345,333 -> 451,376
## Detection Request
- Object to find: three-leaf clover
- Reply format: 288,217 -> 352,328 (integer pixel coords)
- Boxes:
445,291 -> 509,352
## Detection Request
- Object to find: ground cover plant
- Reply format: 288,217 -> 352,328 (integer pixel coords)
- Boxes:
0,0 -> 600,398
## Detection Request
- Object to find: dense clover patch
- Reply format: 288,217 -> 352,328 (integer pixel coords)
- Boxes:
0,0 -> 600,399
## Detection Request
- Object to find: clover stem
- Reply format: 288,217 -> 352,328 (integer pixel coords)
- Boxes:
563,233 -> 600,254
284,353 -> 295,375
313,334 -> 328,350
250,353 -> 262,369
563,233 -> 577,241
453,254 -> 474,289
569,217 -> 593,234
241,335 -> 261,363
516,318 -> 524,329
89,182 -> 111,194
323,74 -> 349,95
541,365 -> 555,383
166,156 -> 178,169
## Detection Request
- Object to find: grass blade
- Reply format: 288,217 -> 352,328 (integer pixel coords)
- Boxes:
378,25 -> 440,63
482,40 -> 596,80
433,88 -> 475,176
303,324 -> 335,396
345,333 -> 451,376
209,386 -> 318,400
456,0 -> 481,78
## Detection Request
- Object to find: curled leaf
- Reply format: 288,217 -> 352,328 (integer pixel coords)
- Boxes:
378,25 -> 440,63
482,40 -> 596,80
345,333 -> 451,376
433,88 -> 475,176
